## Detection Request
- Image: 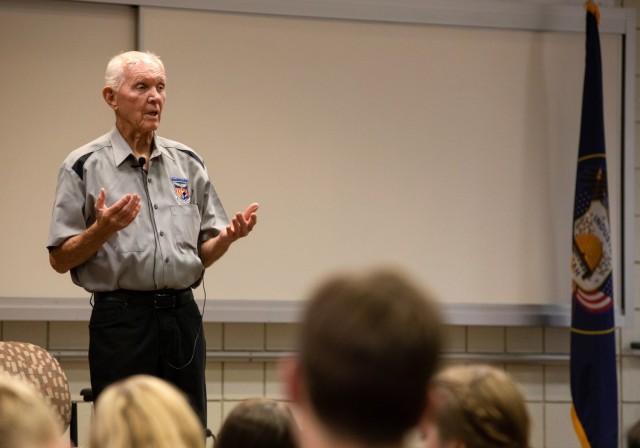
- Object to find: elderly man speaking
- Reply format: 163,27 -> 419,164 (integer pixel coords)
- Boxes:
47,51 -> 258,427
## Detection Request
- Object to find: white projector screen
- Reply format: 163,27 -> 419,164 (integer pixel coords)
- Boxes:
136,7 -> 627,308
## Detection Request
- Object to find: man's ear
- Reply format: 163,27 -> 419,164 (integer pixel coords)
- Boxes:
417,385 -> 441,433
418,386 -> 467,448
425,385 -> 438,418
102,86 -> 117,109
279,356 -> 303,405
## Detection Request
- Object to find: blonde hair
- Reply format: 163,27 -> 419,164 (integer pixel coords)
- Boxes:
0,373 -> 62,448
89,375 -> 204,448
105,51 -> 165,91
431,364 -> 530,448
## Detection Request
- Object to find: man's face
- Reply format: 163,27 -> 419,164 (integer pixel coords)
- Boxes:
112,61 -> 166,134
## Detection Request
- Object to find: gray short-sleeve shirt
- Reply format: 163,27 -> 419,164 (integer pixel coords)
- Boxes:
47,127 -> 229,292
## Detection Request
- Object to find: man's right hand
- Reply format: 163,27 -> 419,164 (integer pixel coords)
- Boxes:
95,188 -> 142,233
49,189 -> 142,274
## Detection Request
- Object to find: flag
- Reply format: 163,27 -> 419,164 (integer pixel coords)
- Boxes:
570,3 -> 618,447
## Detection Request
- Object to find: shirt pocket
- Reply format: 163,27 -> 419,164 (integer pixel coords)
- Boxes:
114,218 -> 146,252
170,205 -> 200,251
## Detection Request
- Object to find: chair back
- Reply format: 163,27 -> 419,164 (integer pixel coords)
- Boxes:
0,341 -> 71,431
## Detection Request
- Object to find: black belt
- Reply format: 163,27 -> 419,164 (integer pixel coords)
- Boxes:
93,289 -> 193,309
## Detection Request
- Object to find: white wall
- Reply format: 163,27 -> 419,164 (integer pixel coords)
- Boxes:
1,1 -> 639,447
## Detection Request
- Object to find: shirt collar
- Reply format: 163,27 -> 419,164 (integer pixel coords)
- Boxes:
153,137 -> 176,162
109,127 -> 134,167
109,127 -> 174,166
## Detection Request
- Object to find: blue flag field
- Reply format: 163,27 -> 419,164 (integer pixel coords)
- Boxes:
570,3 -> 618,448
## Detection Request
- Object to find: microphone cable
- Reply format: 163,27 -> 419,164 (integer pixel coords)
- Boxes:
164,278 -> 206,370
133,157 -> 159,291
133,155 -> 206,370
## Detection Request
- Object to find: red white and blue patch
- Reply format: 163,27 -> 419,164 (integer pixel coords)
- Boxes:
170,177 -> 191,204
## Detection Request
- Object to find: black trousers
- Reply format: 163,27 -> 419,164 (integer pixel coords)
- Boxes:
88,292 -> 207,427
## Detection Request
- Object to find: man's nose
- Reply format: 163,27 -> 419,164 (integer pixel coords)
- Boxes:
148,88 -> 161,102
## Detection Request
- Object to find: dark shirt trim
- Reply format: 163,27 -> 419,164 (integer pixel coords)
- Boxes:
71,152 -> 96,181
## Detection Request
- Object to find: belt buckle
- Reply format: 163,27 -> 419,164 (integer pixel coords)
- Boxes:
154,293 -> 176,309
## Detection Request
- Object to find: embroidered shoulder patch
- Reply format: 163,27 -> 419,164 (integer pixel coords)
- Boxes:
170,177 -> 191,204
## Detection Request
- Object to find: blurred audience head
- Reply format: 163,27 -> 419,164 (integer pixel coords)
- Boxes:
214,398 -> 298,448
0,373 -> 65,448
628,417 -> 640,448
423,364 -> 530,448
89,374 -> 204,448
283,267 -> 443,447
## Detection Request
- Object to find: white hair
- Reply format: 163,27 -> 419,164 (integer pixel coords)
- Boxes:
104,51 -> 165,91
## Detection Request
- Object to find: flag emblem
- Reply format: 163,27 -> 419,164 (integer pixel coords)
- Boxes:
572,179 -> 613,313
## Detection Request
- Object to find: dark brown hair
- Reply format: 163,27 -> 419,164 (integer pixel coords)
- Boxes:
298,268 -> 442,445
214,398 -> 297,448
431,364 -> 531,448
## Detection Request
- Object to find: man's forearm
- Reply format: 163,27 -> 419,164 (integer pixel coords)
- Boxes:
198,235 -> 232,269
49,223 -> 114,274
